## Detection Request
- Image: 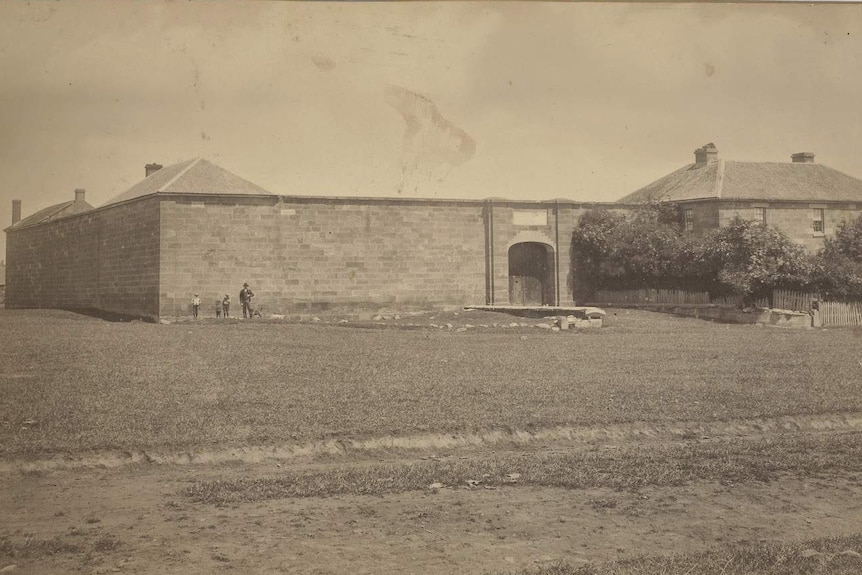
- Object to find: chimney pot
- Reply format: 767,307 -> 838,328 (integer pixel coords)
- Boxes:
145,163 -> 163,177
12,200 -> 21,225
694,143 -> 719,166
74,188 -> 86,202
791,152 -> 815,164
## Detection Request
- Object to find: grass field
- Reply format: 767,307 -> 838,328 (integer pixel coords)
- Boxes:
4,308 -> 862,575
1,308 -> 861,456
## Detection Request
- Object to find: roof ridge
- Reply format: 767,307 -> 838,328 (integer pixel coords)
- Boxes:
713,159 -> 725,198
159,157 -> 202,193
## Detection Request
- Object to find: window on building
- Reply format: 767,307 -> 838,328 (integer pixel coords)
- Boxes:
683,208 -> 694,232
754,207 -> 766,224
813,208 -> 825,234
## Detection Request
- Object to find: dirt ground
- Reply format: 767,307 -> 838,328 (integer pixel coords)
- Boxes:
3,420 -> 862,575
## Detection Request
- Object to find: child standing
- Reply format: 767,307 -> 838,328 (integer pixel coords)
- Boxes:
192,294 -> 201,319
215,299 -> 222,318
222,294 -> 231,318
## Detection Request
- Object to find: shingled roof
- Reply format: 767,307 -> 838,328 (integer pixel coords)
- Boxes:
619,152 -> 862,204
5,197 -> 94,231
102,158 -> 273,206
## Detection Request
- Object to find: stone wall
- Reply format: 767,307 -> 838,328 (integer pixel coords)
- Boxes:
17,190 -> 854,320
5,198 -> 160,318
715,201 -> 862,253
156,197 -> 645,317
487,203 -> 635,306
158,197 -> 491,317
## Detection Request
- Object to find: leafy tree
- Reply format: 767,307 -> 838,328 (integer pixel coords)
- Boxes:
823,214 -> 862,262
811,214 -> 862,299
572,212 -> 812,302
699,217 -> 812,301
571,207 -> 682,295
570,210 -> 627,296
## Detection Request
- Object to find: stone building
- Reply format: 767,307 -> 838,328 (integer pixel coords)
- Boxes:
618,143 -> 862,253
5,158 -> 631,320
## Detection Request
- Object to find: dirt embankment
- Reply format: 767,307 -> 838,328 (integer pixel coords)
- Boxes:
3,412 -> 862,473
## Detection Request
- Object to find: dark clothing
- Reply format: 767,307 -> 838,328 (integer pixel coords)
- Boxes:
240,287 -> 255,318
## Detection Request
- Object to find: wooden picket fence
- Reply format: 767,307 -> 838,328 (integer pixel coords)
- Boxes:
771,289 -> 862,327
591,287 -> 862,327
771,289 -> 819,312
818,300 -> 862,327
592,288 -> 710,305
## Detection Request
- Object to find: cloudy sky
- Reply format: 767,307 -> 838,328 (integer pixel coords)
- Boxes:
2,1 -> 862,257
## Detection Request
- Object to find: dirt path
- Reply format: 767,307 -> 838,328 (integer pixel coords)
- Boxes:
3,427 -> 862,574
3,464 -> 861,575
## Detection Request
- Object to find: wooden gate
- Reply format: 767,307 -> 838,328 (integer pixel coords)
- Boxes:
508,242 -> 554,306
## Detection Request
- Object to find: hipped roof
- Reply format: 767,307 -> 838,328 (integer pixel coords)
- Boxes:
5,198 -> 94,231
619,160 -> 862,204
102,158 -> 273,206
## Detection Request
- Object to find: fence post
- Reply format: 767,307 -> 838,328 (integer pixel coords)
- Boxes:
811,298 -> 822,328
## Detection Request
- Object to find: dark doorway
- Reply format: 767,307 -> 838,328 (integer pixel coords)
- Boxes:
508,242 -> 555,306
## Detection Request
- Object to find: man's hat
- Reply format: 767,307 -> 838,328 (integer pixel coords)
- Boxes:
243,283 -> 249,287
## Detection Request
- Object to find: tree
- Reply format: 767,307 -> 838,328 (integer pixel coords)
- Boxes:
571,207 -> 683,295
570,210 -> 627,296
823,214 -> 862,262
572,212 -> 811,302
700,217 -> 812,301
811,214 -> 862,299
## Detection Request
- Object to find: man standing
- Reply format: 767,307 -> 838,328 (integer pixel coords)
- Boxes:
191,293 -> 201,319
240,283 -> 255,319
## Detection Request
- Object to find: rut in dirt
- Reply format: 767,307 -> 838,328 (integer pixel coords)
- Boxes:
3,411 -> 862,473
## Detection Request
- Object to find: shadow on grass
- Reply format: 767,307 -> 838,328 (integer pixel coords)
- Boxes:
56,308 -> 156,323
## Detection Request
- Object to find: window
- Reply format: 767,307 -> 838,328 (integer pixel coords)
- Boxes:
812,208 -> 825,234
754,207 -> 766,224
683,208 -> 694,232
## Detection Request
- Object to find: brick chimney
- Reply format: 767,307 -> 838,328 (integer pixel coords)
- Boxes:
12,200 -> 21,225
74,188 -> 86,202
694,143 -> 719,166
145,163 -> 163,177
791,152 -> 815,164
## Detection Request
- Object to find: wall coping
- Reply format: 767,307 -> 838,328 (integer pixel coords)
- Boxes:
6,192 -> 641,234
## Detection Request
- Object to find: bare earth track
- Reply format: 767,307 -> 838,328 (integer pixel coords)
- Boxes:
4,423 -> 862,575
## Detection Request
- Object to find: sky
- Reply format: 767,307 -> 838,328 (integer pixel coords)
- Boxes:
2,1 -> 862,258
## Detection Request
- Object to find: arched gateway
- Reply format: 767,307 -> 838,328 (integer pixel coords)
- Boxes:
508,242 -> 556,306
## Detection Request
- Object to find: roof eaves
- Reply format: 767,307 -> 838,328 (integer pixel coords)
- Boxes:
3,201 -> 75,232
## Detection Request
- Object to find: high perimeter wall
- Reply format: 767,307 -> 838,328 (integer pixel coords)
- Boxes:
6,192 -> 638,320
5,197 -> 161,319
158,196 -> 490,317
158,195 -> 637,318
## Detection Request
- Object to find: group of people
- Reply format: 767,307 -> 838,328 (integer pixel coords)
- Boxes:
191,283 -> 256,319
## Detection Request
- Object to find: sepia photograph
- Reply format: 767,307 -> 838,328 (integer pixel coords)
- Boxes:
2,1 -> 862,573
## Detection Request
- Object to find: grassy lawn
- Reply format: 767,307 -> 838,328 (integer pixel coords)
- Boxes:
1,308 -> 861,456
